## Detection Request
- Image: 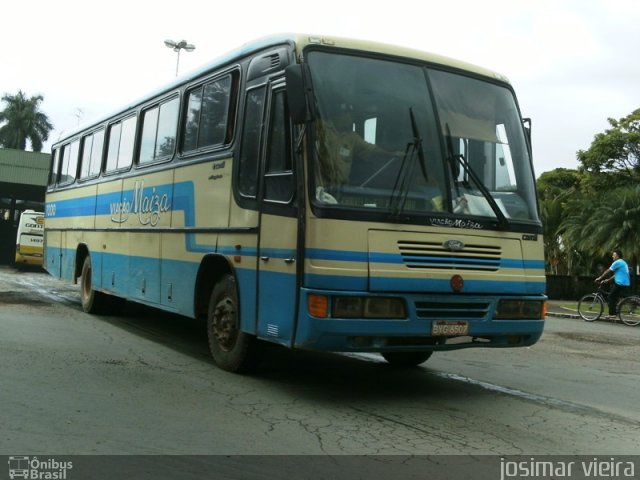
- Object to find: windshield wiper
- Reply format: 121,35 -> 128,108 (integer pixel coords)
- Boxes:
444,123 -> 509,228
390,107 -> 429,216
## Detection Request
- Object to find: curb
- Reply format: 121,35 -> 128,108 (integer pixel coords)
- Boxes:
547,310 -> 623,323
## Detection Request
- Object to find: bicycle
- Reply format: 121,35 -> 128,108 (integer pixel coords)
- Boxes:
578,282 -> 640,326
578,283 -> 611,322
617,295 -> 640,326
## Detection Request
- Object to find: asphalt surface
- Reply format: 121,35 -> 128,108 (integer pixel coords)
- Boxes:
547,299 -> 580,318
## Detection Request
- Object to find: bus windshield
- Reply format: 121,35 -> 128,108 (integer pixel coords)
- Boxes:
307,51 -> 539,224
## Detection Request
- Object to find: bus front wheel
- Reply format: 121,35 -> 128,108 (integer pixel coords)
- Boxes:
381,351 -> 433,367
207,275 -> 261,373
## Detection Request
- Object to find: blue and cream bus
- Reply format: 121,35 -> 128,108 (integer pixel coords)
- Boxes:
45,34 -> 546,372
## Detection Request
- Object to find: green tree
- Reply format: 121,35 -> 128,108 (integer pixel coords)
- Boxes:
537,168 -> 583,274
560,186 -> 640,282
537,168 -> 581,203
591,186 -> 640,277
558,193 -> 604,275
540,195 -> 566,274
0,90 -> 53,152
552,108 -> 640,278
577,108 -> 640,183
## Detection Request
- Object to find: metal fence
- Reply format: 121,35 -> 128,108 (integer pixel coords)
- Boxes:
546,275 -> 636,300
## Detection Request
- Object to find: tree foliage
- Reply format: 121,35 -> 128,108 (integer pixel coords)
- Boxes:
536,168 -> 581,203
0,90 -> 53,152
538,108 -> 640,279
577,108 -> 640,182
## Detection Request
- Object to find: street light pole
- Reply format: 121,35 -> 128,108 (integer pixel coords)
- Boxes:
164,39 -> 196,77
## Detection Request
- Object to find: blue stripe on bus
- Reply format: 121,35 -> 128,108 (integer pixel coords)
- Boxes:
307,248 -> 544,270
49,182 -> 218,254
307,248 -> 368,263
49,188 -> 544,270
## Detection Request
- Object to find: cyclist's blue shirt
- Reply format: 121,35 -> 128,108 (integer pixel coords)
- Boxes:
611,259 -> 630,286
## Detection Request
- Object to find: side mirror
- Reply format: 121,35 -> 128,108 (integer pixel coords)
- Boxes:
285,64 -> 315,124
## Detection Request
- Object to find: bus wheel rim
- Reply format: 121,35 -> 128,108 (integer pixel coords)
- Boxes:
213,297 -> 238,351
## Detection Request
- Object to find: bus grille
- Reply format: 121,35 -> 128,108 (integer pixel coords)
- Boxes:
398,240 -> 502,271
415,301 -> 491,319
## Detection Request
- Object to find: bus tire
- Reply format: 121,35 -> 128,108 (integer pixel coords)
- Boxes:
80,255 -> 109,314
381,351 -> 433,367
207,274 -> 261,373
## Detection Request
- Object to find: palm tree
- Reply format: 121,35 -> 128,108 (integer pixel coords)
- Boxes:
561,186 -> 640,285
558,194 -> 602,275
0,90 -> 53,152
591,186 -> 640,286
540,195 -> 567,274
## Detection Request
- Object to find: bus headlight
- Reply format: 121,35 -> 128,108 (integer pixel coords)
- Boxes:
495,300 -> 545,320
332,296 -> 406,319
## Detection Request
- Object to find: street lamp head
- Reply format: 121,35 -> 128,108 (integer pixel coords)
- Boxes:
164,38 -> 196,77
164,39 -> 195,52
177,40 -> 195,52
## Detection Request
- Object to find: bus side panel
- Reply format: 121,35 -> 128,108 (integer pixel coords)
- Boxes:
46,184 -> 99,277
128,233 -> 161,303
236,267 -> 258,334
122,171 -> 174,305
228,190 -> 261,336
95,179 -> 123,229
61,232 -> 74,280
44,230 -> 62,277
100,233 -> 129,296
159,253 -> 199,315
218,232 -> 259,335
256,213 -> 299,346
171,160 -> 235,317
92,179 -> 124,295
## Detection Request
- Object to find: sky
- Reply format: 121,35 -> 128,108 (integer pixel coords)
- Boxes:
2,0 -> 638,177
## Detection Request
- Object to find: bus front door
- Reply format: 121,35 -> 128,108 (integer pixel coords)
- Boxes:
256,86 -> 299,347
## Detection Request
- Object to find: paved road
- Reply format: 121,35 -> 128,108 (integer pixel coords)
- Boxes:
1,266 -> 639,458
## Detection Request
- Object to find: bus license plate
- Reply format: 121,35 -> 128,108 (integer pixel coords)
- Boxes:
432,320 -> 469,336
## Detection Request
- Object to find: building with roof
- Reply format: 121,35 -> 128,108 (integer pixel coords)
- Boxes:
0,148 -> 50,264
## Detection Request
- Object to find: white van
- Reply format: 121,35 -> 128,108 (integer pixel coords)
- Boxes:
15,210 -> 44,267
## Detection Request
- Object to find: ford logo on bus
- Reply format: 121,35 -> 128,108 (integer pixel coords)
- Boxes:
443,240 -> 465,251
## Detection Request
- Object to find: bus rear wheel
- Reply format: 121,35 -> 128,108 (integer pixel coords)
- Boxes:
381,351 -> 433,367
80,255 -> 107,314
80,255 -> 124,314
207,275 -> 261,373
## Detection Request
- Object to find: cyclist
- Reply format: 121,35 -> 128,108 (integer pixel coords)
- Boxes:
595,249 -> 630,318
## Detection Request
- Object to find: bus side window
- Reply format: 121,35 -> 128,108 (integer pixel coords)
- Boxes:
59,140 -> 80,185
182,73 -> 235,153
140,96 -> 179,164
89,130 -> 105,177
200,77 -> 232,146
263,90 -> 294,204
106,116 -> 136,172
79,129 -> 104,179
49,149 -> 60,187
238,86 -> 266,199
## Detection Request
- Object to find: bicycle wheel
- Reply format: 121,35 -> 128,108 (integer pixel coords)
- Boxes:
618,296 -> 640,326
578,293 -> 604,321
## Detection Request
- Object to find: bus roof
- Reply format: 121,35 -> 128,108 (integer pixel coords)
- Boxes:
54,33 -> 509,147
